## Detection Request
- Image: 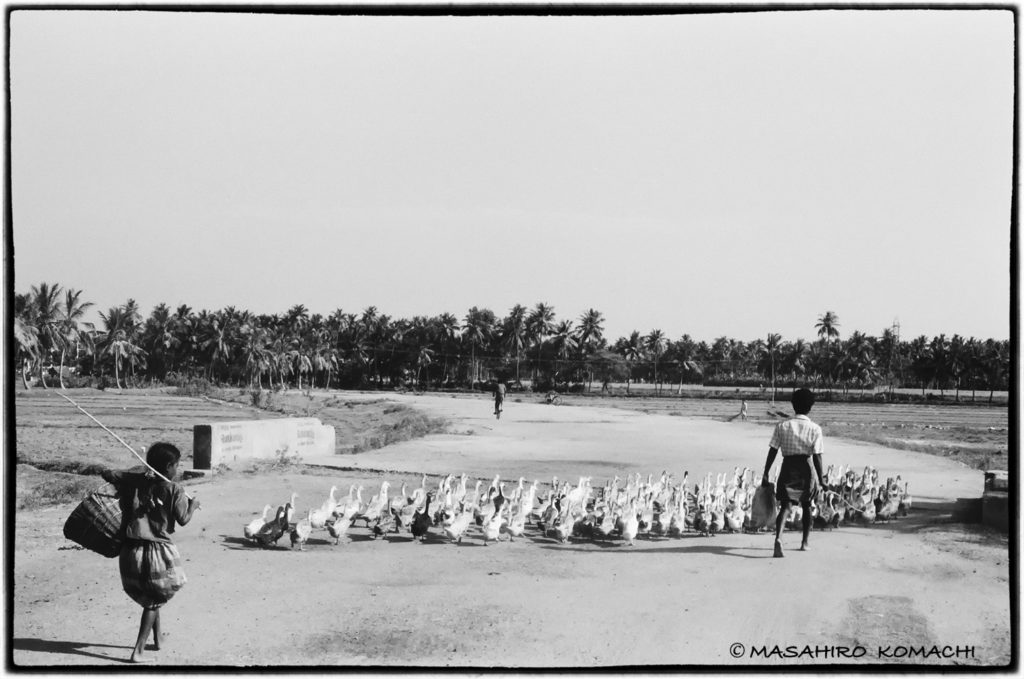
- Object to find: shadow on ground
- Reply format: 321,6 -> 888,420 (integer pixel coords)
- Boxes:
12,638 -> 130,663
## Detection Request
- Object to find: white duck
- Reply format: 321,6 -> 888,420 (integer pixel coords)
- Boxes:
326,512 -> 354,544
502,504 -> 527,541
359,481 -> 390,528
244,504 -> 273,541
482,509 -> 505,545
620,501 -> 640,546
320,485 -> 339,515
443,503 -> 474,544
289,507 -> 313,551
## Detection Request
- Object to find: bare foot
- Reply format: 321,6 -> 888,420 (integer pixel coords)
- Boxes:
773,540 -> 784,558
800,543 -> 810,551
129,654 -> 155,664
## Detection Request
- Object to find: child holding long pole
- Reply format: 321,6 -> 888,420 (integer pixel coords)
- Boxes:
101,442 -> 200,663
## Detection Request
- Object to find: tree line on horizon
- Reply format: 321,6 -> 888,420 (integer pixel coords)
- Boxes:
13,283 -> 1011,402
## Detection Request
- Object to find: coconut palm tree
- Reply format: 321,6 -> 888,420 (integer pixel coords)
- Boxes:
120,299 -> 145,386
200,315 -> 232,383
668,334 -> 702,393
462,307 -> 495,386
14,312 -> 40,390
141,303 -> 177,382
434,312 -> 461,386
549,320 -> 578,385
500,304 -> 528,385
645,329 -> 666,395
55,288 -> 94,388
762,333 -> 782,401
575,309 -> 606,390
907,335 -> 932,396
97,306 -> 135,390
981,339 -> 1009,403
843,331 -> 876,398
948,334 -> 967,402
615,330 -> 643,394
929,334 -> 951,397
526,302 -> 556,384
815,311 -> 841,346
779,339 -> 807,385
963,337 -> 984,402
415,346 -> 435,387
29,282 -> 65,388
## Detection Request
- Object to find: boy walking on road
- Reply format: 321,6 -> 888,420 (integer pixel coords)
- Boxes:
761,389 -> 824,558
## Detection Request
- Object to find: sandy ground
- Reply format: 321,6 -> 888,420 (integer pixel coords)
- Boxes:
11,391 -> 1012,668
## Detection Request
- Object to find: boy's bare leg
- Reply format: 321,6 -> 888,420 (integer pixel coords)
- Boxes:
152,609 -> 162,650
800,500 -> 812,550
130,609 -> 158,662
773,504 -> 788,557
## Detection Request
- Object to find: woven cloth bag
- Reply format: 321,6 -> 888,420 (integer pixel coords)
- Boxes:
748,482 -> 778,531
63,483 -> 124,558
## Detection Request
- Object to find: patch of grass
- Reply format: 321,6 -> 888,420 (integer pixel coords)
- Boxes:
351,413 -> 449,453
170,377 -> 215,397
18,472 -> 103,510
822,424 -> 1006,471
19,459 -> 108,476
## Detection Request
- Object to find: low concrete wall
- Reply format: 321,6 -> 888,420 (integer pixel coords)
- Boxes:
982,491 -> 1009,533
193,417 -> 336,470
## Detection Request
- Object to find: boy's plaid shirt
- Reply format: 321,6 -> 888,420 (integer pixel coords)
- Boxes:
769,414 -> 823,457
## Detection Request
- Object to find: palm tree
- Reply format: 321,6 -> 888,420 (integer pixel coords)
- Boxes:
549,320 -> 578,385
781,339 -> 808,386
500,304 -> 528,385
763,333 -> 782,401
576,309 -> 605,390
709,336 -> 731,382
120,299 -> 144,385
669,334 -> 702,394
56,288 -> 94,388
462,307 -> 494,386
875,326 -> 902,396
843,331 -> 876,398
14,312 -> 40,390
815,311 -> 841,345
948,334 -> 967,402
645,329 -> 666,395
142,303 -> 177,382
908,335 -> 932,396
29,282 -> 64,388
526,302 -> 556,384
98,307 -> 132,390
170,305 -> 197,378
415,346 -> 435,387
434,312 -> 460,387
616,330 -> 643,394
964,337 -> 983,402
929,334 -> 951,397
981,339 -> 1009,403
200,315 -> 232,383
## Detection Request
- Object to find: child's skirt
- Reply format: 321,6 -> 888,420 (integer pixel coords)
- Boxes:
119,539 -> 187,609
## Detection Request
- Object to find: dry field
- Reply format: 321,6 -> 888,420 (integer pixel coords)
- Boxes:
10,387 -> 1013,668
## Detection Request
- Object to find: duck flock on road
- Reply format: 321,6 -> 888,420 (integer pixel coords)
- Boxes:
241,463 -> 913,551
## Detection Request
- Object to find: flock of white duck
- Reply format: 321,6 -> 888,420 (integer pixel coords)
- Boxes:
242,464 -> 913,550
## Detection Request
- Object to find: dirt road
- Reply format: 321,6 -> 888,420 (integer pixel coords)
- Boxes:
12,391 -> 1012,668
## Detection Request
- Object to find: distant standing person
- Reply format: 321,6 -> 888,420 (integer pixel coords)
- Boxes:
761,388 -> 824,558
493,381 -> 506,419
739,399 -> 748,421
101,442 -> 201,662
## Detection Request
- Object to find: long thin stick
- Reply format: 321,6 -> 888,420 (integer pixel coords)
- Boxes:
56,392 -> 194,499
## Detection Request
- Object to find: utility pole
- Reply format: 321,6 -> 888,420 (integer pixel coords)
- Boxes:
889,318 -> 901,397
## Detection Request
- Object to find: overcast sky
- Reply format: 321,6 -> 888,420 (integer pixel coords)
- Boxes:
9,8 -> 1013,344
